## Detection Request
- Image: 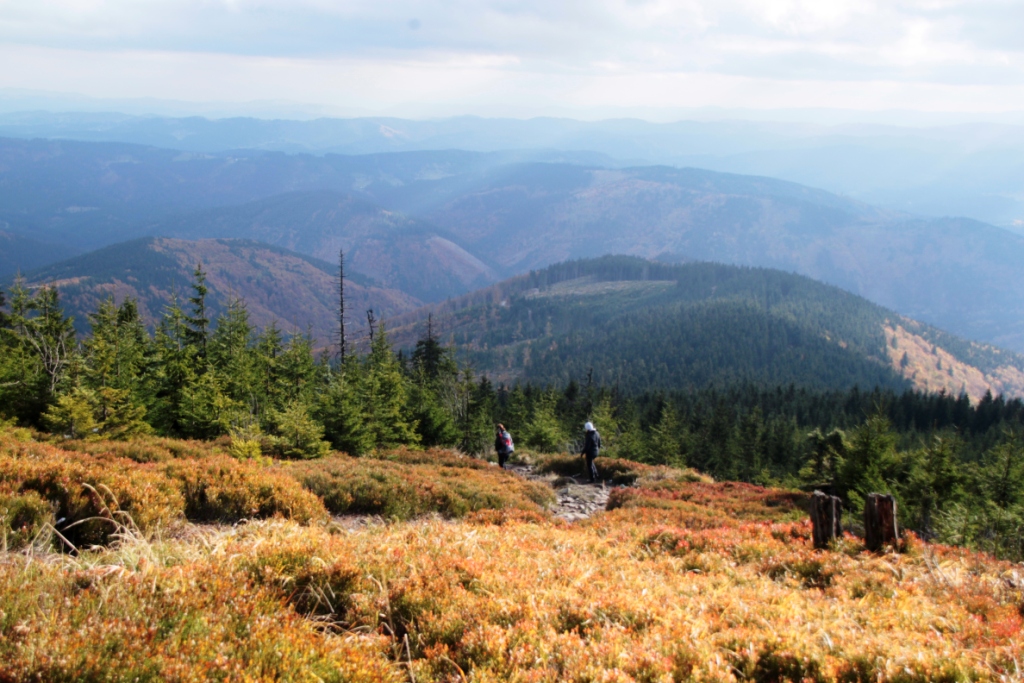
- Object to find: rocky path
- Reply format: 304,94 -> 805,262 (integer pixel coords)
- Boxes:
506,463 -> 610,522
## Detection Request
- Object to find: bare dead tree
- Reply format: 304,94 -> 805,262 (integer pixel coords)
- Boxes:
366,309 -> 377,344
338,249 -> 347,363
19,285 -> 74,395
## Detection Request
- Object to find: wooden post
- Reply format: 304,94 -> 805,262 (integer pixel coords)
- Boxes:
864,493 -> 898,552
810,490 -> 843,549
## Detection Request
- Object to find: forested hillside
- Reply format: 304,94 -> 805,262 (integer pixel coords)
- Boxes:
3,137 -> 1024,350
150,191 -> 497,301
390,256 -> 1024,398
6,237 -> 420,340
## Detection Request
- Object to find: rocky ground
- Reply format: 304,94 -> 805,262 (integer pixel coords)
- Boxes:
505,463 -> 610,522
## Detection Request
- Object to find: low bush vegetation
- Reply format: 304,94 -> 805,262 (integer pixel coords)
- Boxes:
289,449 -> 554,520
3,510 -> 1021,681
163,456 -> 328,525
536,453 -> 710,486
0,434 -> 328,546
58,435 -> 226,463
2,431 -> 1021,680
0,438 -> 186,547
0,490 -> 53,550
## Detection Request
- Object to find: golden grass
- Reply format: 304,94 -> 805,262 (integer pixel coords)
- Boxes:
1,434 -> 1022,681
3,513 -> 1021,682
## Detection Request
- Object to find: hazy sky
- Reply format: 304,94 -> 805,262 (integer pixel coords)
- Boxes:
1,0 -> 1023,119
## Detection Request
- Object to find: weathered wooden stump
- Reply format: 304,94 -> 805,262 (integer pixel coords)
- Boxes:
864,493 -> 898,552
810,491 -> 843,549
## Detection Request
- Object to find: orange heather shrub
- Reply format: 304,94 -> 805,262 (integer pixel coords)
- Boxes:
162,455 -> 327,524
536,453 -> 711,486
0,439 -> 185,547
213,517 -> 1022,682
605,478 -> 808,527
0,550 -> 400,683
0,490 -> 54,550
2,434 -> 1023,680
59,435 -> 225,463
288,450 -> 554,520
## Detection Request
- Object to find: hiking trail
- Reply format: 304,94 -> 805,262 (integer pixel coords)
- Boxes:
506,463 -> 610,522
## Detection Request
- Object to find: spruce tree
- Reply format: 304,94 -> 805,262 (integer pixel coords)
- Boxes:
77,298 -> 152,439
150,296 -> 198,435
317,355 -> 372,455
184,264 -> 210,356
209,299 -> 256,410
409,320 -> 461,447
648,402 -> 686,466
362,321 -> 418,449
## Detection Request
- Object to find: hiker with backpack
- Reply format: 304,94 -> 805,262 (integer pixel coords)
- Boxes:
495,423 -> 514,469
581,421 -> 601,482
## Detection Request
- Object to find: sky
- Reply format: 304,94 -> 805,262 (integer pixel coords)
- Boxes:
1,0 -> 1023,120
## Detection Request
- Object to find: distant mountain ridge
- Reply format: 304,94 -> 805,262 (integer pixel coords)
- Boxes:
8,237 -> 420,342
2,137 -> 1024,352
2,110 -> 1022,229
388,256 -> 1024,399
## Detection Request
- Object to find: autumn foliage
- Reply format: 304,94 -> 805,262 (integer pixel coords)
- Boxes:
2,432 -> 1023,681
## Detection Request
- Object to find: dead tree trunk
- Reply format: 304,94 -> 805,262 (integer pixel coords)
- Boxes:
864,493 -> 898,552
810,491 -> 843,549
366,309 -> 377,344
338,249 -> 346,364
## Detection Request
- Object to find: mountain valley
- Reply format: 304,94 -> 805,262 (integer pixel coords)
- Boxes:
3,136 -> 1024,353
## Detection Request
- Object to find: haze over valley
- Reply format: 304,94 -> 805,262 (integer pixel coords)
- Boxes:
4,134 -> 1024,355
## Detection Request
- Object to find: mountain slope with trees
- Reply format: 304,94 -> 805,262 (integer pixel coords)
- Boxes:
389,256 -> 1024,398
6,237 -> 420,341
149,191 -> 498,302
3,137 -> 1024,349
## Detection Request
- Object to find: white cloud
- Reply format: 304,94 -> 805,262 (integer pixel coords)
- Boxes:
0,0 -> 1022,116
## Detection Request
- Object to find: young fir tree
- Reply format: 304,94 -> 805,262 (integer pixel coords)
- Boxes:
317,354 -> 372,455
454,372 -> 495,454
0,286 -> 40,422
524,389 -> 566,453
184,264 -> 210,357
253,322 -> 285,422
208,299 -> 257,412
81,297 -> 151,438
362,321 -> 418,450
277,332 -> 320,405
43,386 -> 98,439
801,428 -> 847,486
150,295 -> 201,436
648,402 -> 687,466
408,322 -> 461,447
269,398 -> 331,459
907,433 -> 965,534
835,413 -> 902,513
5,283 -> 77,417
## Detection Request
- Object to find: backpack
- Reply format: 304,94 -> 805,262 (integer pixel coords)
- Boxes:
501,430 -> 514,452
